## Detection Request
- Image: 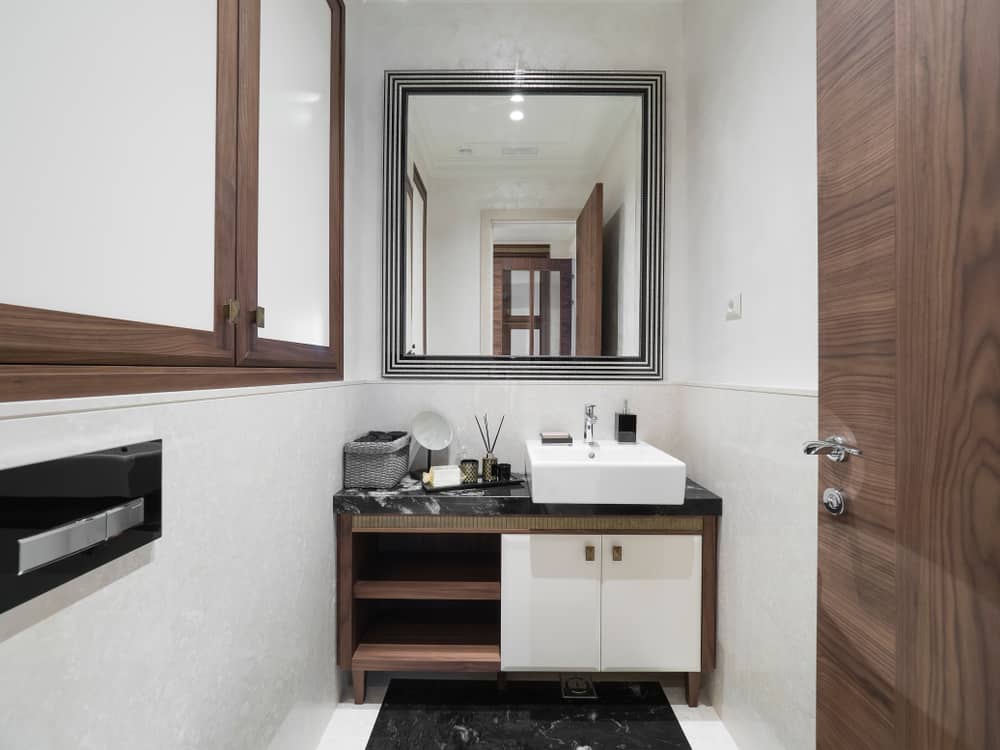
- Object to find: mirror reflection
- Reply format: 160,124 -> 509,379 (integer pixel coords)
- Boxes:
403,93 -> 644,358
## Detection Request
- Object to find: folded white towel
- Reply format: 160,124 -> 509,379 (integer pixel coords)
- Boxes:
429,465 -> 462,487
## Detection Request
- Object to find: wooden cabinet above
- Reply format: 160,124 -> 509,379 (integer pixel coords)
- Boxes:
0,0 -> 345,401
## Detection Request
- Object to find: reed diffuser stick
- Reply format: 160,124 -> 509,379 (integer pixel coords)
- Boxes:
490,415 -> 505,454
474,415 -> 490,454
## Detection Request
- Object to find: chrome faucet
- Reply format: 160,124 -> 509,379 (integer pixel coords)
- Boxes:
583,403 -> 598,445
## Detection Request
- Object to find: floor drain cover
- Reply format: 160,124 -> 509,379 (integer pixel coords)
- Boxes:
560,674 -> 597,700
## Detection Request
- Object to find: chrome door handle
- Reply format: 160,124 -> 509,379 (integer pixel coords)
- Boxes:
802,436 -> 862,462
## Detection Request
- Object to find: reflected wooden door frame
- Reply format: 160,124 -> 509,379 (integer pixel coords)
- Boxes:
492,251 -> 572,356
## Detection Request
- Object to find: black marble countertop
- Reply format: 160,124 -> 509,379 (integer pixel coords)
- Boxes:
332,475 -> 721,516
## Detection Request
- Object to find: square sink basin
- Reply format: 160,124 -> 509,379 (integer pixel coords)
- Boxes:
524,439 -> 687,505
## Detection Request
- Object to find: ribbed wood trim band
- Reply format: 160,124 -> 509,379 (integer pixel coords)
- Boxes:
351,515 -> 704,532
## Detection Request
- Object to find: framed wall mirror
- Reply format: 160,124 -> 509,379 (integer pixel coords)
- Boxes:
383,70 -> 664,379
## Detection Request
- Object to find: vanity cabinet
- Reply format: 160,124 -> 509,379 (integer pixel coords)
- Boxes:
333,483 -> 720,708
501,535 -> 701,673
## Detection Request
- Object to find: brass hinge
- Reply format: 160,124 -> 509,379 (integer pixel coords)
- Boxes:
223,298 -> 241,325
253,305 -> 265,328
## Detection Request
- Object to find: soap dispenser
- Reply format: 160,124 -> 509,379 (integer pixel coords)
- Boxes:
615,400 -> 637,443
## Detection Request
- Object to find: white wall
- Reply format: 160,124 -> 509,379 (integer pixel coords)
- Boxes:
670,0 -> 818,391
675,2 -> 819,749
343,0 -> 686,378
0,384 -> 367,750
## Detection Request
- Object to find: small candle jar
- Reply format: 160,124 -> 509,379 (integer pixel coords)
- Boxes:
481,454 -> 498,483
460,459 -> 479,484
497,463 -> 512,482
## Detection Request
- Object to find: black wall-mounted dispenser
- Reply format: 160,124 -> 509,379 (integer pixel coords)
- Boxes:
0,440 -> 162,615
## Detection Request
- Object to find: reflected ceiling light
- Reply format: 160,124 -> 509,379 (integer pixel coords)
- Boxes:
509,110 -> 525,122
510,93 -> 524,103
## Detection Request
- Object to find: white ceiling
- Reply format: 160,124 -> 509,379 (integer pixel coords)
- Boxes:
408,94 -> 640,180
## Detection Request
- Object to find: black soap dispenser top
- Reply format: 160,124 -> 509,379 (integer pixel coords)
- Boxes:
615,400 -> 637,443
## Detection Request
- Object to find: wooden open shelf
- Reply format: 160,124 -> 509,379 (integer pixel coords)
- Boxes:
354,557 -> 501,600
352,620 -> 500,672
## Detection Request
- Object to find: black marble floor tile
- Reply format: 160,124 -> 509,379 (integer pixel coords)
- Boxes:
366,679 -> 692,750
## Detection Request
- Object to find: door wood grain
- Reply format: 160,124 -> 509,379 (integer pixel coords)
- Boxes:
817,0 -> 898,746
895,0 -> 1000,746
817,0 -> 999,746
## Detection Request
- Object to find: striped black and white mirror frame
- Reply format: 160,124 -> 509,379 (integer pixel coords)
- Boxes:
382,69 -> 665,380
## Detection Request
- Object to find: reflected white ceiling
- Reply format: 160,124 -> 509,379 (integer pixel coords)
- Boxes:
408,94 -> 640,180
492,220 -> 577,244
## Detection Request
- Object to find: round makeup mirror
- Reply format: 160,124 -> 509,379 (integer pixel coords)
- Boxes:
409,411 -> 453,477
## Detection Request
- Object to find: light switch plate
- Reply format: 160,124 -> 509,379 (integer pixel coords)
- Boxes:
726,293 -> 743,321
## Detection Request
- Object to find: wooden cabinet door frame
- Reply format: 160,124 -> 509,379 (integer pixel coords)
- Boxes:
0,0 -> 240,369
235,0 -> 344,371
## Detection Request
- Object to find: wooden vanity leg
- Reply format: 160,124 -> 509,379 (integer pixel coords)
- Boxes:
685,671 -> 701,707
352,670 -> 366,704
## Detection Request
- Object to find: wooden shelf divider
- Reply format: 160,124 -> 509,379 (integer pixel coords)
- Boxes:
354,579 -> 500,600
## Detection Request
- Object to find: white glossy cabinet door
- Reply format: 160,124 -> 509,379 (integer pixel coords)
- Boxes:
501,534 -> 602,671
601,535 -> 702,671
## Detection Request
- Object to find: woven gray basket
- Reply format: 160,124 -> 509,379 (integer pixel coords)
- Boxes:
344,432 -> 411,489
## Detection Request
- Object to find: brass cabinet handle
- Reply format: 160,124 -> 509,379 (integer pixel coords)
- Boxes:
253,305 -> 265,327
612,545 -> 623,562
585,544 -> 595,562
223,298 -> 240,325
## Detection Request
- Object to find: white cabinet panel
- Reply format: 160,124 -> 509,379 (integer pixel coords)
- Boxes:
256,0 -> 331,347
0,0 -> 217,331
501,534 -> 601,671
601,535 -> 702,671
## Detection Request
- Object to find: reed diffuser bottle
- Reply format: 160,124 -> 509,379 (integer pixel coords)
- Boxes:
475,413 -> 505,483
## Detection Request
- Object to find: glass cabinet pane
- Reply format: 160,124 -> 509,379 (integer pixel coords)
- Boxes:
256,0 -> 331,347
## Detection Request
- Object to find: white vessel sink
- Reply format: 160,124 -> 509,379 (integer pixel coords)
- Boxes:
525,439 -> 687,505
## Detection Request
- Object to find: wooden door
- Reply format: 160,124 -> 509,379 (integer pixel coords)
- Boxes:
575,184 -> 604,356
600,535 -> 701,673
500,534 -> 602,671
816,1 -> 999,747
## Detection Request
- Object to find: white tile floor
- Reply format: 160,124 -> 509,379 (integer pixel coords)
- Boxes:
316,675 -> 739,750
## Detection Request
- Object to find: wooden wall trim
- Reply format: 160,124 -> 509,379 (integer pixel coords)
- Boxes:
0,366 -> 344,403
